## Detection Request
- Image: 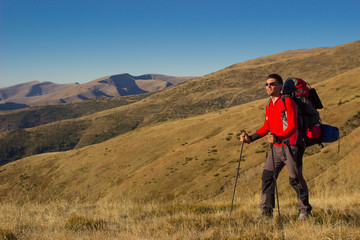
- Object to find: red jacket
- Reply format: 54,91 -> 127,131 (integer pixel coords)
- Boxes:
256,94 -> 299,146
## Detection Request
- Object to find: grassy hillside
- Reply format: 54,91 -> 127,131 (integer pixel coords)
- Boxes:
0,93 -> 150,132
1,41 -> 359,165
0,67 -> 359,240
0,94 -> 152,164
0,66 -> 359,203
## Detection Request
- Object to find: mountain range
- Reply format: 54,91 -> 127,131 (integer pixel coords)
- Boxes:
0,74 -> 196,109
0,40 -> 359,205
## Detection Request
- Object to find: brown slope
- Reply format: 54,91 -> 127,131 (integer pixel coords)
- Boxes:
227,40 -> 360,82
0,81 -> 40,100
0,66 -> 358,204
0,81 -> 76,102
166,40 -> 360,107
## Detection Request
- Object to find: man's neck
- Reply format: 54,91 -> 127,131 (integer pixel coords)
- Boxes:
270,94 -> 281,102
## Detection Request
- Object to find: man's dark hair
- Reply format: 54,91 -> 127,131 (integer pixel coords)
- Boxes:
267,74 -> 283,85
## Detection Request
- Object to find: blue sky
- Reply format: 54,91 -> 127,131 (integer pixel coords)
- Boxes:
1,0 -> 359,88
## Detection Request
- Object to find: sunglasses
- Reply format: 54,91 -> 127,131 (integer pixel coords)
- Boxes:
265,82 -> 277,87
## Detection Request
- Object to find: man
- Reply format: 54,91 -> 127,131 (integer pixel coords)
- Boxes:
240,74 -> 312,220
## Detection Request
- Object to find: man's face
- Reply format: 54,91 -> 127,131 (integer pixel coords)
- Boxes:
266,78 -> 282,97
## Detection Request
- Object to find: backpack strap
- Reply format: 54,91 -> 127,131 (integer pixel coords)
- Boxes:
266,99 -> 271,111
280,96 -> 289,131
280,95 -> 303,147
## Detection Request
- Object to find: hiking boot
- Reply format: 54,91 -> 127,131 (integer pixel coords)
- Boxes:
256,211 -> 273,220
298,212 -> 310,220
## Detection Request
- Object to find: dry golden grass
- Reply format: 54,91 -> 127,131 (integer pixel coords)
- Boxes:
0,194 -> 359,240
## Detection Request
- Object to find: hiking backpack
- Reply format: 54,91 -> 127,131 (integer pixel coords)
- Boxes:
281,77 -> 339,147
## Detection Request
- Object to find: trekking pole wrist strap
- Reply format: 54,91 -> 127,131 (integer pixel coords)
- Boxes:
250,133 -> 261,142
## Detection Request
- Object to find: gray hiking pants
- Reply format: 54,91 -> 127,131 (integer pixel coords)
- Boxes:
260,144 -> 312,215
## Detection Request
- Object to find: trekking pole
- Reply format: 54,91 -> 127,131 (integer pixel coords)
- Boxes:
230,142 -> 244,215
270,143 -> 281,219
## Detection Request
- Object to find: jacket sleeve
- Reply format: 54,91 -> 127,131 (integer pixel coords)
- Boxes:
276,97 -> 298,142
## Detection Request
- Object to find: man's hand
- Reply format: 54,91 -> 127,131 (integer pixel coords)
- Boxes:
240,132 -> 251,144
267,132 -> 278,144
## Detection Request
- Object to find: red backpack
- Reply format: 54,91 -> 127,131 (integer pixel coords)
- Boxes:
281,78 -> 323,146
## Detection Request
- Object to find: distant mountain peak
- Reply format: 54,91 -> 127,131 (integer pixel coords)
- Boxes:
0,73 -> 197,109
